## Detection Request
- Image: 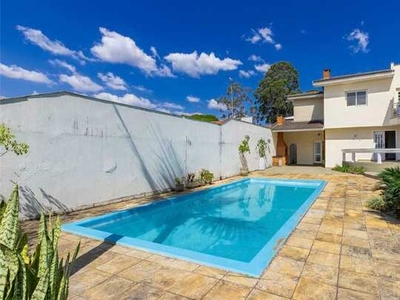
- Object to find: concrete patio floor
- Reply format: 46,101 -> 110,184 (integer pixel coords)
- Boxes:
23,170 -> 400,299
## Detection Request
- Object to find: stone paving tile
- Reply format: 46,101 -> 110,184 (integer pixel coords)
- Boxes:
257,271 -> 298,298
69,268 -> 112,295
95,253 -> 141,274
311,240 -> 341,254
339,255 -> 374,275
378,278 -> 400,300
157,292 -> 190,300
306,250 -> 340,268
194,265 -> 227,279
337,288 -> 379,300
338,269 -> 380,296
285,236 -> 314,249
20,172 -> 400,300
117,283 -> 165,300
341,236 -> 370,248
341,244 -> 372,259
266,256 -> 305,278
292,277 -> 336,300
301,262 -> 338,285
247,289 -> 289,300
167,273 -> 218,299
202,280 -> 251,300
82,275 -> 134,299
222,272 -> 258,288
278,245 -> 310,262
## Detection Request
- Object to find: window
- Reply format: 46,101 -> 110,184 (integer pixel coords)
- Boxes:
346,91 -> 367,106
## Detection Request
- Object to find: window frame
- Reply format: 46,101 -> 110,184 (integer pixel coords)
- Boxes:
345,90 -> 368,106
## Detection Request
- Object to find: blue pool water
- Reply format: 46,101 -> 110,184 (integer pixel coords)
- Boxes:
63,178 -> 325,276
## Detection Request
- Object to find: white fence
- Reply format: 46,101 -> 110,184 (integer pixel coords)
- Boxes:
0,93 -> 275,218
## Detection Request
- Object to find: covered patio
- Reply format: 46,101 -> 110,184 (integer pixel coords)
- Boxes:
271,118 -> 325,166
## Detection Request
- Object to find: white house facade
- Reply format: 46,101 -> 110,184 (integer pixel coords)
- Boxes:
272,62 -> 400,168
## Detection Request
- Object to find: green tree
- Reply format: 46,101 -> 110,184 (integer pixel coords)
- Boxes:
217,81 -> 251,119
254,62 -> 300,123
186,114 -> 218,123
0,124 -> 29,157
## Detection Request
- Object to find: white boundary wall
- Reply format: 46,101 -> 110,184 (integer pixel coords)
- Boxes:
0,93 -> 275,218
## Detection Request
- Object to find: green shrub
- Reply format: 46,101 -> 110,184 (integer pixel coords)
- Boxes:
332,164 -> 365,174
0,124 -> 29,156
238,135 -> 250,154
367,196 -> 388,211
0,185 -> 80,299
378,167 -> 400,216
200,169 -> 214,184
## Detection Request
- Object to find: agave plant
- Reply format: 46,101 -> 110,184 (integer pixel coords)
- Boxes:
0,185 -> 80,299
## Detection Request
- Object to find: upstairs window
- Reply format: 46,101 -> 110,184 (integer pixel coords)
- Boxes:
346,91 -> 367,106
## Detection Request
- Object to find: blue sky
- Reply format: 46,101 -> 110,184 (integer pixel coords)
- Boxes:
1,0 -> 399,116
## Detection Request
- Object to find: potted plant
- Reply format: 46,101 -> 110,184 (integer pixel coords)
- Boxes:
238,135 -> 250,175
186,172 -> 202,189
174,177 -> 184,192
256,138 -> 267,170
200,169 -> 214,185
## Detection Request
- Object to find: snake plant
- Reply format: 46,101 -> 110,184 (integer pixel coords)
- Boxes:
0,185 -> 80,300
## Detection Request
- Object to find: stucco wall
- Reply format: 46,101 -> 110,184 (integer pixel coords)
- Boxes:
293,97 -> 324,122
284,131 -> 324,165
325,126 -> 400,167
324,64 -> 400,129
0,94 -> 275,218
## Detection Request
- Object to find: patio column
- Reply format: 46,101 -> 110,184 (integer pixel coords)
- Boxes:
377,153 -> 382,164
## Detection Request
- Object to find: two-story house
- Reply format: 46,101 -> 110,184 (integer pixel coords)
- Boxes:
271,62 -> 400,168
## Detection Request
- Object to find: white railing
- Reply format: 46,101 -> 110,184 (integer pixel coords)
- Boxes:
342,148 -> 400,164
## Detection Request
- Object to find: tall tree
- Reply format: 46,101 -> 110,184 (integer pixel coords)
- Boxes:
254,62 -> 300,123
217,81 -> 251,119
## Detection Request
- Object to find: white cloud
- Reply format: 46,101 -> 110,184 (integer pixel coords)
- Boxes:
246,27 -> 274,44
258,27 -> 274,44
49,59 -> 76,72
164,51 -> 242,77
59,73 -> 103,92
94,92 -> 157,109
239,70 -> 256,78
248,54 -> 263,62
162,102 -> 184,110
246,27 -> 282,50
254,63 -> 271,73
186,95 -> 200,103
150,46 -> 159,58
16,25 -> 89,61
347,29 -> 369,53
132,85 -> 152,93
94,92 -> 183,114
97,72 -> 127,90
91,27 -> 173,77
0,95 -> 7,99
207,99 -> 228,111
0,63 -> 53,84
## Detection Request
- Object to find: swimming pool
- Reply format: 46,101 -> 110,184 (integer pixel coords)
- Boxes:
62,178 -> 326,276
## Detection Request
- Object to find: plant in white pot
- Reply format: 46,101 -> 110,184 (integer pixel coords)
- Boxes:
174,177 -> 184,192
238,135 -> 251,176
186,172 -> 202,189
256,138 -> 267,170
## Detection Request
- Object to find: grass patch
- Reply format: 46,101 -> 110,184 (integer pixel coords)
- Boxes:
332,164 -> 365,174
